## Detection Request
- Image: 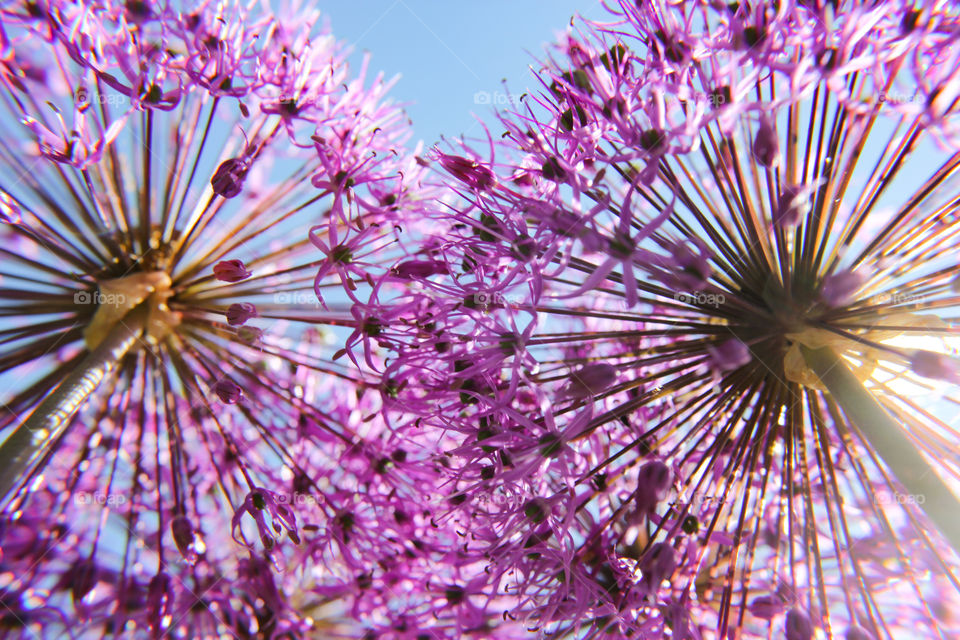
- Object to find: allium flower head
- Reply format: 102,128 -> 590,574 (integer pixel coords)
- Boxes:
354,1 -> 960,638
0,1 -> 424,636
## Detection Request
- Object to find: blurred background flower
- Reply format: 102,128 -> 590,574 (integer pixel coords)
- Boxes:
0,0 -> 428,636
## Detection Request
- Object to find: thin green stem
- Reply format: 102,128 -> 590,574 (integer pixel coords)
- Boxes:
801,344 -> 960,556
0,306 -> 147,504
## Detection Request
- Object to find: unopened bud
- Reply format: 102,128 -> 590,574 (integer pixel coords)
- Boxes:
214,378 -> 243,404
821,270 -> 865,306
226,302 -> 258,326
171,515 -> 201,565
910,350 -> 960,383
213,259 -> 252,283
565,362 -> 617,399
146,572 -> 173,631
210,157 -> 249,198
437,154 -> 495,191
785,608 -> 814,640
752,117 -> 780,168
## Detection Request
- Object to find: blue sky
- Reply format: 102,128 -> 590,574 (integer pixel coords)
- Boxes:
321,1 -> 608,148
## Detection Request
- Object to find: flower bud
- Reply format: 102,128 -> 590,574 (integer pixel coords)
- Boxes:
226,302 -> 258,326
391,260 -> 449,279
709,338 -> 751,372
775,184 -> 812,228
213,259 -> 252,282
146,572 -> 173,632
237,326 -> 263,343
752,117 -> 780,168
785,608 -> 814,640
635,460 -> 671,515
524,498 -> 550,524
171,515 -> 202,565
639,542 -> 676,593
748,594 -> 787,620
565,362 -> 617,399
820,270 -> 865,306
437,154 -> 495,191
210,157 -> 248,198
910,350 -> 960,383
68,559 -> 98,605
214,378 -> 243,404
845,626 -> 875,640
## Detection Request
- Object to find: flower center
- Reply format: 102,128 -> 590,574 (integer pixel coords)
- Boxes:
82,271 -> 180,349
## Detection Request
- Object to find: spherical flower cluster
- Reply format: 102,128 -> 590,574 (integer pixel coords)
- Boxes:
0,0 -> 427,636
349,1 -> 960,638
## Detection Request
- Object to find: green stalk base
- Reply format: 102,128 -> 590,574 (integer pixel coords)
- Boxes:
802,344 -> 960,556
0,306 -> 147,504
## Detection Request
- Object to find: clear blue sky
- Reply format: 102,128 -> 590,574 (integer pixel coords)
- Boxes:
320,1 -> 607,148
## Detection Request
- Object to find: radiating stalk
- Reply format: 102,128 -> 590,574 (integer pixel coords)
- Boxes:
0,305 -> 147,504
801,344 -> 960,556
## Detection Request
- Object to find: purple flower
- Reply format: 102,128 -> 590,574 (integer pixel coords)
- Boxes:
232,488 -> 300,550
348,1 -> 960,637
0,0 -> 424,636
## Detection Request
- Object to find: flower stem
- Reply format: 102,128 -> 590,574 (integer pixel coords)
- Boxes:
801,344 -> 960,555
0,305 -> 148,504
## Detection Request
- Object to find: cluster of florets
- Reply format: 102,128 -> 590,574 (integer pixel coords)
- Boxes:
1,0 -> 412,195
0,1 -> 434,637
3,0 -> 960,639
336,1 -> 960,638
